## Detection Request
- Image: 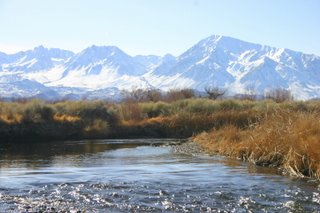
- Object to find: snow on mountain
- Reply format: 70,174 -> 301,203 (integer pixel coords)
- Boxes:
0,35 -> 320,100
82,87 -> 125,101
0,74 -> 59,99
64,45 -> 148,76
44,45 -> 155,89
0,46 -> 74,73
133,55 -> 163,70
46,86 -> 124,101
0,52 -> 9,71
147,35 -> 320,99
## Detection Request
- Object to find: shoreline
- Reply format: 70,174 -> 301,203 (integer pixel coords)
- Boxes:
173,139 -> 320,181
1,98 -> 319,180
192,114 -> 320,180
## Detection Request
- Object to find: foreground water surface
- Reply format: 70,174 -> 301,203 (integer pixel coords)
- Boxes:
0,139 -> 319,212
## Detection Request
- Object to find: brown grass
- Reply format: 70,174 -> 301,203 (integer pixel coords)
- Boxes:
194,110 -> 320,179
53,114 -> 81,122
0,113 -> 23,124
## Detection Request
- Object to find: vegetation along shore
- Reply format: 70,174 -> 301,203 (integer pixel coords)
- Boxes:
0,88 -> 319,179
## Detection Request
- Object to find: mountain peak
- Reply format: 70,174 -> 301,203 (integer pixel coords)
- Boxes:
80,45 -> 126,58
190,34 -> 262,56
34,45 -> 46,50
33,45 -> 49,54
87,45 -> 121,51
208,34 -> 223,43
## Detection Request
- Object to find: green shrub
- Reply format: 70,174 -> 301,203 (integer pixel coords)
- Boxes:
140,101 -> 171,117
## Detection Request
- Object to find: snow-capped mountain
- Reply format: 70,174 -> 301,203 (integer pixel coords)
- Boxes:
64,45 -> 147,76
0,74 -> 59,99
0,35 -> 320,100
0,46 -> 74,73
15,45 -> 164,90
148,35 -> 320,99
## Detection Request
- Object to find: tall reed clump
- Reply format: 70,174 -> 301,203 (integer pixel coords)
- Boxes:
194,108 -> 320,179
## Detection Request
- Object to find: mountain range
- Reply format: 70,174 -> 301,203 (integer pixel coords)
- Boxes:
1,35 -> 320,100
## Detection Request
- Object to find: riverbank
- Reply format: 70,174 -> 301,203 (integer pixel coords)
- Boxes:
1,98 -> 320,179
193,110 -> 320,180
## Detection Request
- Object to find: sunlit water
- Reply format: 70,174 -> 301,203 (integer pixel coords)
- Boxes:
0,139 -> 319,212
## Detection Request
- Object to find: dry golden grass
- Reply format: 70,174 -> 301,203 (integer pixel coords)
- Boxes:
83,119 -> 109,135
194,110 -> 320,179
53,114 -> 81,122
0,113 -> 23,124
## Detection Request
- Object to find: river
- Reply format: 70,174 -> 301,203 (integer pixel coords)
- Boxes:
0,139 -> 319,212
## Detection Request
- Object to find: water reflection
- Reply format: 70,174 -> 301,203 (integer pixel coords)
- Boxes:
0,139 -> 181,169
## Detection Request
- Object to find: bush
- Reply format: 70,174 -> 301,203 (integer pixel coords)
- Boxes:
265,88 -> 294,103
140,101 -> 171,118
205,86 -> 226,100
165,89 -> 196,102
120,101 -> 144,121
21,100 -> 55,123
54,101 -> 119,124
172,99 -> 220,114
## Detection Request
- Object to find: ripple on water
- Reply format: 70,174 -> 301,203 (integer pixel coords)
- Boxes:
0,139 -> 320,212
0,181 -> 320,212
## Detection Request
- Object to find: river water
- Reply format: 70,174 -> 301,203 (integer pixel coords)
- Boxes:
0,139 -> 319,212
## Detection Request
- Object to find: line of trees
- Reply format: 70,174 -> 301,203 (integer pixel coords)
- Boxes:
123,88 -> 196,102
123,87 -> 294,103
0,87 -> 295,104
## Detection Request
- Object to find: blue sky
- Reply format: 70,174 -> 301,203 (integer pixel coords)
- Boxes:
0,0 -> 319,56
